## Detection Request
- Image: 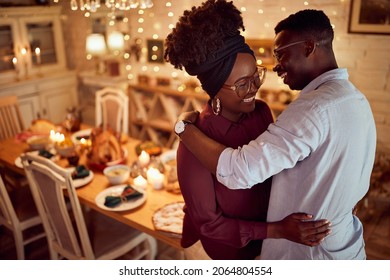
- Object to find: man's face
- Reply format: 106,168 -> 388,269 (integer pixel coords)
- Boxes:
272,30 -> 312,91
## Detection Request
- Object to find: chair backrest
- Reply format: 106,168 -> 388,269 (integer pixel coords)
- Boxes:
95,87 -> 129,135
0,95 -> 25,140
21,153 -> 95,260
0,175 -> 21,232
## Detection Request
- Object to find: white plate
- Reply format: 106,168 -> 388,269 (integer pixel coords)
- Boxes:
71,128 -> 92,145
95,184 -> 146,212
14,150 -> 58,169
67,167 -> 94,188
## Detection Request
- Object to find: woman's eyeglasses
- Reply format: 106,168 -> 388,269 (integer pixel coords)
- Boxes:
222,65 -> 267,98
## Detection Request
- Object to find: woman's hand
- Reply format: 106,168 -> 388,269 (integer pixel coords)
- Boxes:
267,213 -> 332,247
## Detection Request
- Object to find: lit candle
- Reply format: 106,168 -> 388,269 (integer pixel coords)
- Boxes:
21,47 -> 27,57
49,130 -> 56,142
138,150 -> 150,167
12,57 -> 18,69
147,167 -> 165,190
35,47 -> 41,64
133,175 -> 147,189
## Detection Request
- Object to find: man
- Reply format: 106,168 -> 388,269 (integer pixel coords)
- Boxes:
174,9 -> 376,259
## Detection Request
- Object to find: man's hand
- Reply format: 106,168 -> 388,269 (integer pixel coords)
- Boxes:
177,111 -> 200,124
267,213 -> 332,247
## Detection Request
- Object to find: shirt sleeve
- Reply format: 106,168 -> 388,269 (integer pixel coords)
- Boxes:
177,143 -> 268,248
216,103 -> 325,189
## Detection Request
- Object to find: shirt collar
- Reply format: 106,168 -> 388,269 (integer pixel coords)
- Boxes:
202,102 -> 246,135
300,68 -> 349,95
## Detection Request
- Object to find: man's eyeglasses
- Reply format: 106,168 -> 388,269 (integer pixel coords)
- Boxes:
222,65 -> 267,98
273,40 -> 306,62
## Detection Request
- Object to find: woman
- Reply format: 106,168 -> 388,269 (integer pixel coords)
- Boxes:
164,0 -> 330,260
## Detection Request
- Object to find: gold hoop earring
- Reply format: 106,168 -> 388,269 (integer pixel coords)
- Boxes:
212,97 -> 221,115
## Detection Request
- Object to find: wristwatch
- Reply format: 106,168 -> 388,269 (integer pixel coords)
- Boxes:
174,120 -> 192,136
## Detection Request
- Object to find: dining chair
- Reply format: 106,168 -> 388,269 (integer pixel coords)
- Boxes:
95,87 -> 129,135
0,95 -> 25,141
0,175 -> 46,259
0,95 -> 28,189
21,153 -> 157,260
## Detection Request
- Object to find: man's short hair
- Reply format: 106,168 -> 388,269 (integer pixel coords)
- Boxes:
275,9 -> 334,46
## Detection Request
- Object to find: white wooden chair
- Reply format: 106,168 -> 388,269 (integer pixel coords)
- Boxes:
0,175 -> 46,259
0,95 -> 25,141
0,95 -> 28,189
20,153 -> 156,260
95,87 -> 129,134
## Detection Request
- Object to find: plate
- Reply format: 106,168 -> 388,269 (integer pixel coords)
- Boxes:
66,167 -> 94,188
14,150 -> 58,169
71,128 -> 92,145
95,184 -> 146,212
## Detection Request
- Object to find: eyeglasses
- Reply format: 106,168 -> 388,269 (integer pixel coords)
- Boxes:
222,65 -> 267,98
273,40 -> 306,62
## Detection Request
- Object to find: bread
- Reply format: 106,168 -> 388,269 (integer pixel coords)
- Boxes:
29,119 -> 56,134
152,202 -> 185,237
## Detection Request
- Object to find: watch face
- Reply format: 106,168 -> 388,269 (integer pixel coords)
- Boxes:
175,121 -> 185,135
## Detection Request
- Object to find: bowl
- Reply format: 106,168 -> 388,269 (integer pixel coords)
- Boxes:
26,135 -> 50,150
55,138 -> 76,157
103,164 -> 130,185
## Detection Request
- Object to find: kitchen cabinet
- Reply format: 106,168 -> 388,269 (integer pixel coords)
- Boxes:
0,6 -> 77,127
0,6 -> 66,83
0,71 -> 78,126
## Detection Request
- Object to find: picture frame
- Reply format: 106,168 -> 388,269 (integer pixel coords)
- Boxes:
348,0 -> 390,35
246,39 -> 275,70
147,39 -> 164,64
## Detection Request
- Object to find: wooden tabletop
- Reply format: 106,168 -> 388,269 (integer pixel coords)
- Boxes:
0,132 -> 183,250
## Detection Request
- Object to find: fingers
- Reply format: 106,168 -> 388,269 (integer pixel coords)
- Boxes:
290,212 -> 314,220
305,229 -> 332,246
300,220 -> 332,239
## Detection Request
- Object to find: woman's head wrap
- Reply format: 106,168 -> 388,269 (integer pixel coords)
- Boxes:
185,33 -> 254,98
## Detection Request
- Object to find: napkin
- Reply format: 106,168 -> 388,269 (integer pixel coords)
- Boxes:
104,185 -> 143,208
38,149 -> 54,159
71,165 -> 90,179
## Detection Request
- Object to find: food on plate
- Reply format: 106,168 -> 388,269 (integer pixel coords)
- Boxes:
55,137 -> 76,157
29,119 -> 57,134
26,135 -> 50,150
152,202 -> 185,237
159,151 -> 180,194
88,127 -> 123,164
135,141 -> 162,156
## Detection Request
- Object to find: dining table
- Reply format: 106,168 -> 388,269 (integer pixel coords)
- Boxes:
0,127 -> 184,251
